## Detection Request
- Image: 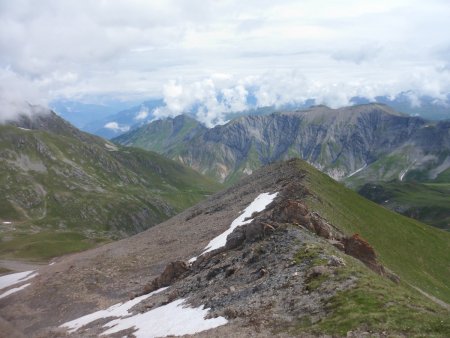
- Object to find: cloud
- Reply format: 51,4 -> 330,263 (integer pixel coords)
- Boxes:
151,65 -> 450,126
0,0 -> 450,114
0,68 -> 49,122
134,106 -> 149,120
104,121 -> 130,132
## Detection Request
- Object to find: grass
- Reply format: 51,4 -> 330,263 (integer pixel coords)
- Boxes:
292,160 -> 450,305
358,181 -> 450,230
0,124 -> 222,260
291,242 -> 450,337
0,231 -> 110,261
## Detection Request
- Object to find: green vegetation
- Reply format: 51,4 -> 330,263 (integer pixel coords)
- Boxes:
297,258 -> 450,336
292,160 -> 450,305
0,232 -> 109,261
358,181 -> 450,231
0,121 -> 221,261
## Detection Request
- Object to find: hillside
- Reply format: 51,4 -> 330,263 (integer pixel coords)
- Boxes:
1,159 -> 448,337
0,109 -> 221,260
114,104 -> 450,184
114,104 -> 450,229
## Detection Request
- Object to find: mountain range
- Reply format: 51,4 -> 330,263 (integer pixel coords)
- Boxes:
0,108 -> 220,260
114,103 -> 450,183
51,93 -> 450,140
1,159 -> 449,337
113,103 -> 450,230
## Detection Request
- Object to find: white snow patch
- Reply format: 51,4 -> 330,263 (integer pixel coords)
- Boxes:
49,262 -> 55,266
105,143 -> 118,151
399,169 -> 408,181
60,287 -> 168,333
18,127 -> 31,131
347,164 -> 367,178
189,192 -> 278,263
0,270 -> 37,290
2,221 -> 12,225
0,283 -> 31,299
101,298 -> 228,338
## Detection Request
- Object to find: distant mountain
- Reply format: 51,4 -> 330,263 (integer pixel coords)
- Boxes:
0,108 -> 221,260
114,103 -> 450,184
82,99 -> 164,139
50,99 -> 140,129
352,93 -> 450,121
114,103 -> 450,229
3,160 -> 449,336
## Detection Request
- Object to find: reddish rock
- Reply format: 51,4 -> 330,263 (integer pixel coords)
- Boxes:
343,234 -> 385,275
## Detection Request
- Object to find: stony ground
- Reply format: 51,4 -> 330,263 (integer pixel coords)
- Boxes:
1,160 -> 448,337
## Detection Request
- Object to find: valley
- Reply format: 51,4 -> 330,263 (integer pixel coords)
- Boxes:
114,104 -> 450,230
0,109 -> 221,261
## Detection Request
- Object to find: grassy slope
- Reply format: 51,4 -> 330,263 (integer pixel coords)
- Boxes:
294,161 -> 450,304
357,181 -> 450,231
290,239 -> 449,336
0,125 -> 221,261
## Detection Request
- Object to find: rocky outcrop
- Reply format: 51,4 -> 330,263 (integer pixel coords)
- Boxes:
143,261 -> 189,294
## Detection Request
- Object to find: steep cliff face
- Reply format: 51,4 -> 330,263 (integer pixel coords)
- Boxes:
1,160 -> 449,337
115,104 -> 450,184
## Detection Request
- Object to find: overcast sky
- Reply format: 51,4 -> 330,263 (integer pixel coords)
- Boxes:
1,0 -> 450,123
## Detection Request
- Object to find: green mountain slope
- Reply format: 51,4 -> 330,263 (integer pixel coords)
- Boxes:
356,181 -> 450,231
0,111 -> 221,260
114,104 -> 450,231
291,160 -> 450,304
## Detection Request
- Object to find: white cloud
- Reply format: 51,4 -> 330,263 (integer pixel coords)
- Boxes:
0,0 -> 449,114
0,68 -> 49,122
134,106 -> 149,120
104,121 -> 130,132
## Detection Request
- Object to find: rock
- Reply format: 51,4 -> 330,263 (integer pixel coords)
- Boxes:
225,227 -> 245,249
307,265 -> 329,278
144,260 -> 189,293
273,199 -> 310,223
328,255 -> 346,267
343,234 -> 385,275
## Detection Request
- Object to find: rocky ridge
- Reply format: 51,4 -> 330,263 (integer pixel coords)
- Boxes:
1,159 -> 448,337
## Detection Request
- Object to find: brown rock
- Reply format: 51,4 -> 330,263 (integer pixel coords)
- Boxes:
144,260 -> 189,294
343,234 -> 385,275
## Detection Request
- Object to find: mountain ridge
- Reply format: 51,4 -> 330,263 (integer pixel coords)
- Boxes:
1,159 -> 448,337
0,109 -> 221,260
114,103 -> 449,184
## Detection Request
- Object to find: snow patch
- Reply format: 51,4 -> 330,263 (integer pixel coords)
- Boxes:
0,270 -> 37,290
60,287 -> 168,333
2,221 -> 12,225
347,164 -> 367,178
101,298 -> 228,338
189,192 -> 278,263
18,127 -> 31,131
399,169 -> 408,181
0,283 -> 31,299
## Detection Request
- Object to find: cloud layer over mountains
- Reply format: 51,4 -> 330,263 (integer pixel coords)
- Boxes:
1,0 -> 450,123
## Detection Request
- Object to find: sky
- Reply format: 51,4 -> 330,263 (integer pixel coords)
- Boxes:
1,0 -> 450,124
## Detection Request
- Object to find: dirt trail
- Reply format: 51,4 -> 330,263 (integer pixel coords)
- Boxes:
411,285 -> 450,310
